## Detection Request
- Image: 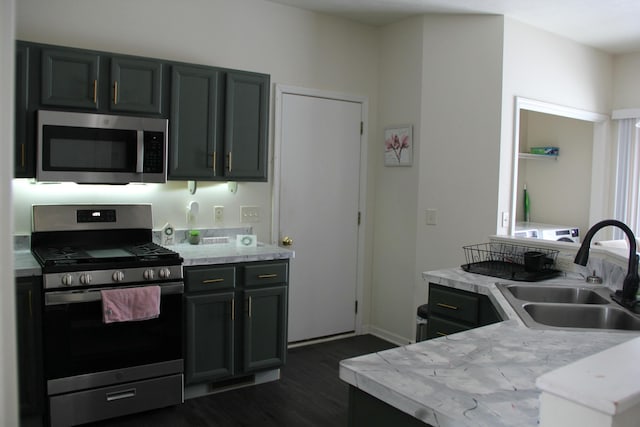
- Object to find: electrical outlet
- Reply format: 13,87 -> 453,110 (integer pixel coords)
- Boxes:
241,206 -> 260,223
214,206 -> 224,223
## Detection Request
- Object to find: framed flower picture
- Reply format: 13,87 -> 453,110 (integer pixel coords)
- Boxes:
384,125 -> 413,166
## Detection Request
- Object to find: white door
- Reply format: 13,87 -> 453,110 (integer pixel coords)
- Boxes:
277,90 -> 363,343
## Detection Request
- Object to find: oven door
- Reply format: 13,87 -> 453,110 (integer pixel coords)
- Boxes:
43,282 -> 183,395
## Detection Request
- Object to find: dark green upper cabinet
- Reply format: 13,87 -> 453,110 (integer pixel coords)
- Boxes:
41,48 -> 100,109
225,71 -> 269,181
40,46 -> 163,114
169,65 -> 223,180
169,66 -> 269,182
15,43 -> 33,178
110,56 -> 163,114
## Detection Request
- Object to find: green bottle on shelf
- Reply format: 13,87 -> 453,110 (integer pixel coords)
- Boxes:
523,184 -> 530,222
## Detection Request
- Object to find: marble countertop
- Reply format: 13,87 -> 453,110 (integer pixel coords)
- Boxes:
13,242 -> 294,277
171,242 -> 294,266
339,268 -> 640,427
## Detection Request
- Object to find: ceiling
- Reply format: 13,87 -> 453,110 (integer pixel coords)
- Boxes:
265,0 -> 640,55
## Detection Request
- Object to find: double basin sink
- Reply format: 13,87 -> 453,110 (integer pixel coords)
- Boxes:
496,283 -> 640,332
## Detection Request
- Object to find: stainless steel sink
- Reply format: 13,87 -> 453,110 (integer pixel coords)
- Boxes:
496,283 -> 640,332
523,303 -> 640,330
503,284 -> 609,304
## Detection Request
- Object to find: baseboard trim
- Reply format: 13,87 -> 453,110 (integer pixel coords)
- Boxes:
288,331 -> 357,348
365,325 -> 410,346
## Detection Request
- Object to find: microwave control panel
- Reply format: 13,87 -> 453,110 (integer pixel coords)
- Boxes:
143,131 -> 165,173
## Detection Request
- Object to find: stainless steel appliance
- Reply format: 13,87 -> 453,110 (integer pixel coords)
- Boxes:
31,204 -> 184,427
515,221 -> 580,243
37,110 -> 168,184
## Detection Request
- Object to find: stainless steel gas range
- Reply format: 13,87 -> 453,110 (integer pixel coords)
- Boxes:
31,204 -> 184,427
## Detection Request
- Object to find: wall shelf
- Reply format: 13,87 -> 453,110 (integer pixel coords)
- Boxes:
518,153 -> 558,160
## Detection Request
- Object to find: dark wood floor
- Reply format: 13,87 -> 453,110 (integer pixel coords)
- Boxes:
89,335 -> 396,427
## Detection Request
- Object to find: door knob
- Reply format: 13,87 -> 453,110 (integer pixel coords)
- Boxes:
281,236 -> 293,246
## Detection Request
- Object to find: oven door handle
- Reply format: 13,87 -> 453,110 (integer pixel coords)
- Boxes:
44,282 -> 184,306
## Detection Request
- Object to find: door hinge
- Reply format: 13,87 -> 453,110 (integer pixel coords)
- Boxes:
357,211 -> 361,225
360,121 -> 363,135
355,300 -> 358,314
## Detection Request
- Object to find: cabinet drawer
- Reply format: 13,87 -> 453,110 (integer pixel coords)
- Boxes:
185,266 -> 236,292
426,316 -> 469,339
244,262 -> 288,287
429,285 -> 479,324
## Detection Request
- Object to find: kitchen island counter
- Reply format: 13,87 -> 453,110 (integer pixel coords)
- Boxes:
339,268 -> 640,427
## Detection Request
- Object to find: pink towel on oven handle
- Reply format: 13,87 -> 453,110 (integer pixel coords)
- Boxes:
101,286 -> 161,324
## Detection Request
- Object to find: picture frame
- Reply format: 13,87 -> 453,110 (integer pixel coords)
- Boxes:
384,125 -> 413,166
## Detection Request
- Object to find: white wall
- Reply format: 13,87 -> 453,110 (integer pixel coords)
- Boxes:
371,16 -> 423,343
612,52 -> 640,109
498,19 -> 613,236
414,15 -> 504,339
1,0 -> 18,423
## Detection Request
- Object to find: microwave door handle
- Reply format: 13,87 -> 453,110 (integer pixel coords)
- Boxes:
136,130 -> 144,173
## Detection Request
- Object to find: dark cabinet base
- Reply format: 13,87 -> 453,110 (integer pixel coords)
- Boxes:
348,386 -> 432,427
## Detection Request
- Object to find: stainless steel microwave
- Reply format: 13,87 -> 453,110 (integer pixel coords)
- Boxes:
37,110 -> 168,184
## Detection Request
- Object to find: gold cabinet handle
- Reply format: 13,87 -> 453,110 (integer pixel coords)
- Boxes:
227,152 -> 232,172
212,152 -> 216,174
248,296 -> 252,318
20,143 -> 25,168
436,331 -> 447,336
281,236 -> 293,246
93,80 -> 98,104
113,80 -> 118,104
202,278 -> 224,284
231,298 -> 235,321
436,303 -> 458,310
258,274 -> 277,279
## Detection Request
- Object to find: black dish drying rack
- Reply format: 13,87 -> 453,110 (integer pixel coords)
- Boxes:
461,242 -> 561,282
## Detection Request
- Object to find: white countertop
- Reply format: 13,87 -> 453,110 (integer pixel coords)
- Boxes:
171,242 -> 294,266
339,268 -> 640,427
13,242 -> 294,277
537,336 -> 640,416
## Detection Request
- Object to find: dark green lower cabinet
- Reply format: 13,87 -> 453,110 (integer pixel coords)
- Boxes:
244,286 -> 288,372
426,283 -> 502,339
16,277 -> 44,426
184,261 -> 289,387
348,386 -> 432,427
185,292 -> 234,384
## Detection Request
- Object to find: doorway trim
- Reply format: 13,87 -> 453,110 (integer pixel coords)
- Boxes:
272,84 -> 369,336
510,96 -> 610,236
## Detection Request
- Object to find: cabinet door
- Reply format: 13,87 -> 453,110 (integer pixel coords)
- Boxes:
110,57 -> 163,114
41,48 -> 99,109
169,65 -> 224,180
224,71 -> 269,181
243,286 -> 288,373
15,43 -> 33,178
185,292 -> 235,384
16,277 -> 43,419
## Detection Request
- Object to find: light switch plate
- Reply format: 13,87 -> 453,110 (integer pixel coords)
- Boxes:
241,206 -> 260,223
425,209 -> 437,225
214,206 -> 224,223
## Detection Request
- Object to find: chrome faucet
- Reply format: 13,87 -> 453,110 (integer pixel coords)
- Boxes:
574,219 -> 639,310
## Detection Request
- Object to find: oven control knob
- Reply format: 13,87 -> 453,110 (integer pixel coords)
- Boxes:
61,274 -> 74,286
143,269 -> 155,280
159,268 -> 171,279
79,273 -> 92,285
112,271 -> 125,282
